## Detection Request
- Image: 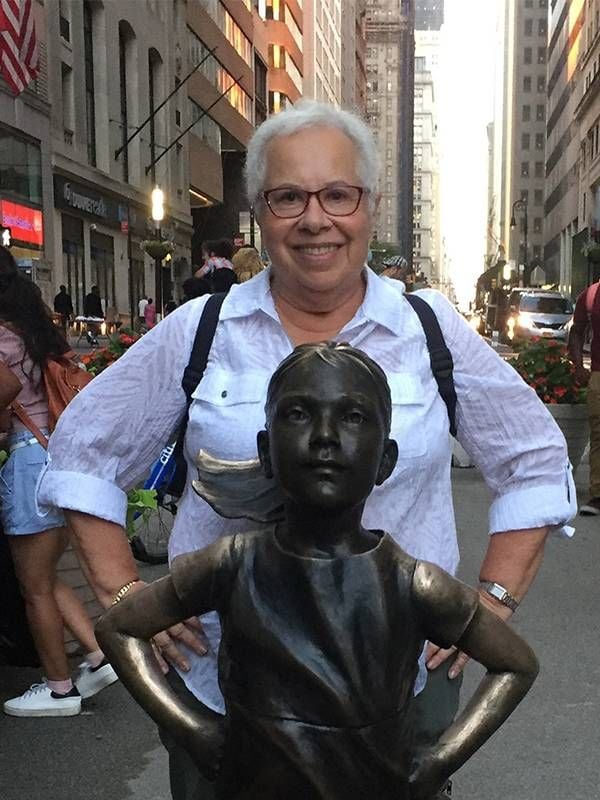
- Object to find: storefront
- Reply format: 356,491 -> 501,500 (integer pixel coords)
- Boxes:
53,174 -> 146,323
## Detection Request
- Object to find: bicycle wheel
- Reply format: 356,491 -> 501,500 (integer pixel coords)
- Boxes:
129,497 -> 176,565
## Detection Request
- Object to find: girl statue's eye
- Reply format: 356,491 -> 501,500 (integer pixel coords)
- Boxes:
344,410 -> 366,424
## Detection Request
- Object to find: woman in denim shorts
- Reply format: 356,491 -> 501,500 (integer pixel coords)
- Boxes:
0,247 -> 117,718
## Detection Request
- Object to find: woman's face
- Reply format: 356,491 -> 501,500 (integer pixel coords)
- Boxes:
256,126 -> 375,297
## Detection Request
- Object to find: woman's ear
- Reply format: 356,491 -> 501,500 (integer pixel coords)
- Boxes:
257,430 -> 273,478
375,439 -> 398,486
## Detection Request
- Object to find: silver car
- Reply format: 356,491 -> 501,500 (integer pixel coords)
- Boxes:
506,290 -> 573,342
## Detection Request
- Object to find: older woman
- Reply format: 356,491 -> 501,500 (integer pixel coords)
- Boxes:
39,101 -> 574,798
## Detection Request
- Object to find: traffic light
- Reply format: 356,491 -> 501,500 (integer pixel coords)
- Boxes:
0,226 -> 11,248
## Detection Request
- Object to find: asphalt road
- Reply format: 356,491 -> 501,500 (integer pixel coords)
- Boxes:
1,464 -> 598,800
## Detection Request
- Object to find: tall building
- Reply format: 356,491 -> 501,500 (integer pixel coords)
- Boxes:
544,0 -> 584,294
365,0 -> 415,262
488,0 -> 550,286
413,30 -> 441,285
414,0 -> 444,31
261,0 -> 304,114
302,0 -> 341,104
574,0 -> 600,296
340,0 -> 368,112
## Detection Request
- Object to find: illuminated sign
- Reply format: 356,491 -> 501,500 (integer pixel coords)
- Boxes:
0,200 -> 43,246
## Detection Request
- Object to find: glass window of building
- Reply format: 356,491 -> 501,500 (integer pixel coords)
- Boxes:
524,18 -> 533,35
524,47 -> 532,64
536,104 -> 545,120
522,104 -> 531,121
522,133 -> 530,149
0,130 -> 42,205
523,75 -> 532,92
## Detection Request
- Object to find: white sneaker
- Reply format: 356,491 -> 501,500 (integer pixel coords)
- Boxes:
4,682 -> 81,718
76,658 -> 119,699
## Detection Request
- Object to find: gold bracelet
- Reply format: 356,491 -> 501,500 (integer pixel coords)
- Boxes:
111,580 -> 140,606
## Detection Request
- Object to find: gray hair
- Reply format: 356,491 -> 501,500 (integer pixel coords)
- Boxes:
245,100 -> 380,210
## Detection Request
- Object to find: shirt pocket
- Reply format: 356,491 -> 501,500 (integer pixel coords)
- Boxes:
191,368 -> 269,408
388,373 -> 427,459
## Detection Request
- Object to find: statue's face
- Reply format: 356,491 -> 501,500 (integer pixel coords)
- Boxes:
264,358 -> 392,512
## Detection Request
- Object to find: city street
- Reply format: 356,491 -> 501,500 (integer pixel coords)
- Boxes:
0,462 -> 598,799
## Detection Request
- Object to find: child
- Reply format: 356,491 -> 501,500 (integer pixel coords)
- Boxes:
96,342 -> 538,799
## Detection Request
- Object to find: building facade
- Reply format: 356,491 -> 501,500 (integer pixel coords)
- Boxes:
365,0 -> 415,261
0,0 -> 52,299
413,30 -> 441,285
340,0 -> 368,112
414,0 -> 444,31
488,0 -> 550,288
544,0 -> 584,294
302,0 -> 341,104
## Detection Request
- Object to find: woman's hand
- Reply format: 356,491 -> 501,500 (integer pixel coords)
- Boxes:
151,615 -> 209,673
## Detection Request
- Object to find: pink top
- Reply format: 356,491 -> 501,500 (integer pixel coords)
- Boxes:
144,303 -> 157,328
0,326 -> 49,433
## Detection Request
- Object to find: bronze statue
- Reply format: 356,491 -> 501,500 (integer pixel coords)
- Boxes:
96,342 -> 538,799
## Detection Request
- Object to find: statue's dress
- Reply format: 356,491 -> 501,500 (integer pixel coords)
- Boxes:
172,530 -> 475,799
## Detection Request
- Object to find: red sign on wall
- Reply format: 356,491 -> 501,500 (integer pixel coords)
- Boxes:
0,200 -> 44,247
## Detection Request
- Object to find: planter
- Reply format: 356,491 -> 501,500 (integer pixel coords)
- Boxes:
141,239 -> 174,261
545,403 -> 589,473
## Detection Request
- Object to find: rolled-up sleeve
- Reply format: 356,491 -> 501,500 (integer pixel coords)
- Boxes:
37,297 -> 209,526
422,290 -> 577,538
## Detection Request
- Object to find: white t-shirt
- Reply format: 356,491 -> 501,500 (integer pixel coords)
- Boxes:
138,298 -> 148,317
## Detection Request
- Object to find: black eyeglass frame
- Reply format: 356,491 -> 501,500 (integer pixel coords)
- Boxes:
261,185 -> 367,218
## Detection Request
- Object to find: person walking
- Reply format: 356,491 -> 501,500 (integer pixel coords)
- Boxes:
569,278 -> 600,514
231,245 -> 264,284
0,247 -> 117,717
83,285 -> 104,346
144,298 -> 157,330
39,101 -> 574,798
138,295 -> 149,331
53,285 -> 73,333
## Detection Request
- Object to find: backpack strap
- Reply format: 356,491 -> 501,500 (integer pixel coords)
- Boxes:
404,293 -> 457,437
166,293 -> 226,497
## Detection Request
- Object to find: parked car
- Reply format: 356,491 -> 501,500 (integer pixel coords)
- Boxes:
505,289 -> 573,342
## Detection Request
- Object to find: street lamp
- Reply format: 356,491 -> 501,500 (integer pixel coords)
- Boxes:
151,186 -> 165,319
510,198 -> 528,286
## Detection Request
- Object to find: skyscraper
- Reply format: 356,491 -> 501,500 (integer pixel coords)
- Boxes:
414,0 -> 444,31
365,0 -> 415,262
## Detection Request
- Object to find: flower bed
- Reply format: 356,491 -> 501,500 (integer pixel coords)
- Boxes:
510,337 -> 586,405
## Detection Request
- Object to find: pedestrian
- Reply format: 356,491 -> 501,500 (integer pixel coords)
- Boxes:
53,285 -> 73,333
0,247 -> 117,717
231,245 -> 264,284
181,276 -> 211,303
83,285 -> 104,346
569,278 -> 600,514
144,298 -> 157,330
138,295 -> 149,331
164,299 -> 178,316
194,239 -> 237,293
39,100 -> 574,799
97,343 -> 538,800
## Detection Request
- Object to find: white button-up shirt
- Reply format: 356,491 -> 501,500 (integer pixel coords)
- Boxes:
39,268 -> 576,711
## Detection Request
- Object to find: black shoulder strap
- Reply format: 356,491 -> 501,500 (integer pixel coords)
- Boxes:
166,293 -> 226,498
182,293 -> 226,403
404,293 -> 457,437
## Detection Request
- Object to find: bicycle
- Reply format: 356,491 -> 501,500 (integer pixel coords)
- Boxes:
127,443 -> 178,565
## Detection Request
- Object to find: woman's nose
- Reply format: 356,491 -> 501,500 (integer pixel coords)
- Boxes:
298,195 -> 332,232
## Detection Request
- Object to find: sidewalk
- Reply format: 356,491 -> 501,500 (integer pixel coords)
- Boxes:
1,465 -> 598,799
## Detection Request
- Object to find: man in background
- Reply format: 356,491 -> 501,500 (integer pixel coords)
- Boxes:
53,285 -> 73,333
569,278 -> 600,514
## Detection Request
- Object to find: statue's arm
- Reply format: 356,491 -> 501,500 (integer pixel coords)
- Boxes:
409,561 -> 539,799
95,573 -> 225,778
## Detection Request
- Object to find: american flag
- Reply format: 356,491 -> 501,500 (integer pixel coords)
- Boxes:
0,0 -> 38,96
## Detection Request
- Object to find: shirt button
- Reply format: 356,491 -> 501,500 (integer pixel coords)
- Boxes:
221,390 -> 228,398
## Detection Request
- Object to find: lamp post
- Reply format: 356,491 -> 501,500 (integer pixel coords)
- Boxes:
151,185 -> 165,320
510,198 -> 528,286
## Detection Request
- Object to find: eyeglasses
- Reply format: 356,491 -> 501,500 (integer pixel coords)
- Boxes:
262,185 -> 367,219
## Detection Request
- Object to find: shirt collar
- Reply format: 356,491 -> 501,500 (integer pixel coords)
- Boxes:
219,265 -> 409,337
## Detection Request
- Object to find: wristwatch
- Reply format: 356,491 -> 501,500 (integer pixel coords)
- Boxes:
478,581 -> 520,612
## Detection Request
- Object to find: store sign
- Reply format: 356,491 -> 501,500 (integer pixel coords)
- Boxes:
62,181 -> 108,217
53,174 -> 143,235
0,200 -> 43,246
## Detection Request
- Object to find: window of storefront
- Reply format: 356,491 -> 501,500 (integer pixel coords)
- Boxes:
90,231 -> 115,312
0,129 -> 42,206
61,215 -> 85,316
